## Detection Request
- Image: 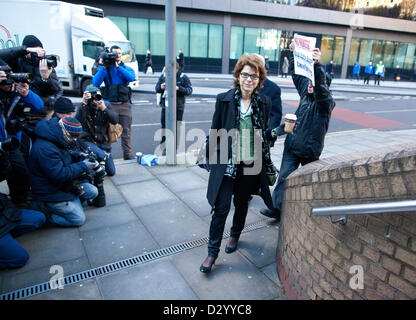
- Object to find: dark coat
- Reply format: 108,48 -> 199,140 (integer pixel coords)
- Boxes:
259,78 -> 282,130
0,193 -> 21,238
206,88 -> 273,209
285,54 -> 336,160
75,101 -> 119,147
155,71 -> 192,109
145,53 -> 152,66
28,118 -> 88,202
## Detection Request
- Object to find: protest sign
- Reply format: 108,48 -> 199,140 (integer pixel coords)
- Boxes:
293,34 -> 316,86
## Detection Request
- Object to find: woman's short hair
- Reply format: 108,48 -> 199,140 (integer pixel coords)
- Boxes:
232,54 -> 267,89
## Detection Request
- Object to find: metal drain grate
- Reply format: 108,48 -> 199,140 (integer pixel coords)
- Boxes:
0,219 -> 273,300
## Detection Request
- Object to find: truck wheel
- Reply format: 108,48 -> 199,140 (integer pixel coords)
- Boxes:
81,79 -> 92,95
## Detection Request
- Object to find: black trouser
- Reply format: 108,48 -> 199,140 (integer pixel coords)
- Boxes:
207,165 -> 259,258
364,74 -> 371,84
0,150 -> 30,204
375,75 -> 382,85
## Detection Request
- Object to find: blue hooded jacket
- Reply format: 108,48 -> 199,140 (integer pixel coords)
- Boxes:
28,118 -> 88,202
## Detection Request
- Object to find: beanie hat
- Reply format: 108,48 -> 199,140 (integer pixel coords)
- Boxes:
85,85 -> 100,93
54,97 -> 75,113
22,35 -> 43,48
60,117 -> 83,137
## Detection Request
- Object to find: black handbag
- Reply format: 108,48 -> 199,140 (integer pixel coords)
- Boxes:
265,162 -> 279,186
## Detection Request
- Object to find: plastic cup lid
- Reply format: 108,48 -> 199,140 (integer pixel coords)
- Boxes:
285,114 -> 297,121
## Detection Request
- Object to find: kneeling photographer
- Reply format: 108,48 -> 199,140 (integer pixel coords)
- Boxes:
28,117 -> 99,227
0,61 -> 44,207
76,86 -> 119,177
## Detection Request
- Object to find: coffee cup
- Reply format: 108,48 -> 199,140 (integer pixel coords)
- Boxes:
284,114 -> 297,133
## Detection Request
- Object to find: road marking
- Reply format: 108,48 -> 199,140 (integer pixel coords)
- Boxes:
131,120 -> 211,128
187,101 -> 201,104
365,109 -> 416,114
132,100 -> 150,103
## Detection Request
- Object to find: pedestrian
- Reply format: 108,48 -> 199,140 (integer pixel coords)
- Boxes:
200,53 -> 276,273
281,56 -> 289,78
155,62 -> 192,153
177,49 -> 185,72
363,61 -> 373,85
352,61 -> 360,81
259,40 -> 336,221
145,49 -> 153,74
326,60 -> 335,79
264,55 -> 270,73
374,60 -> 385,86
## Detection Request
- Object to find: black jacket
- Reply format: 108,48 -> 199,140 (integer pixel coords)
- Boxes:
155,71 -> 192,109
259,78 -> 282,131
75,101 -> 119,147
206,88 -> 273,209
145,53 -> 152,66
285,53 -> 336,160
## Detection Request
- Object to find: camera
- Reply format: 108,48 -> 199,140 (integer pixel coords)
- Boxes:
0,65 -> 32,85
44,54 -> 59,68
5,104 -> 43,136
79,147 -> 107,180
88,91 -> 102,102
0,137 -> 20,153
101,51 -> 117,67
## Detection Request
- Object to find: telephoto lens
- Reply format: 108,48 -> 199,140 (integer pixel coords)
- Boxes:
9,73 -> 32,83
0,137 -> 20,153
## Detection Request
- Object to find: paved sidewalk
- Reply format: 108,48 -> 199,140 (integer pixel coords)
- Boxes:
0,128 -> 415,300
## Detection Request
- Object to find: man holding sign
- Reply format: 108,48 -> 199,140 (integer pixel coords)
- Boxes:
260,38 -> 336,220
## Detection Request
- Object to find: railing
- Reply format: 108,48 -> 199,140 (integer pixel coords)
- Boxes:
312,200 -> 416,225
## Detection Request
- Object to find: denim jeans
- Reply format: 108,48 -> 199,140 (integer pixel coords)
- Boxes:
207,166 -> 259,258
272,149 -> 316,211
0,209 -> 45,269
34,182 -> 98,227
83,141 -> 115,176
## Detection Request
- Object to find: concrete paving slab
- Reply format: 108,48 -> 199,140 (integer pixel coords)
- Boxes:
1,256 -> 91,294
80,203 -> 139,233
97,258 -> 198,300
176,187 -> 211,217
27,279 -> 102,300
118,179 -> 177,208
80,221 -> 160,268
0,227 -> 86,277
146,164 -> 189,176
133,200 -> 208,247
102,178 -> 125,206
190,165 -> 210,181
158,170 -> 208,193
261,263 -> 282,288
170,244 -> 281,300
237,225 -> 280,269
110,163 -> 154,186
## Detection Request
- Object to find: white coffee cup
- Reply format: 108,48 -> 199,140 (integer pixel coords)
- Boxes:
284,113 -> 297,133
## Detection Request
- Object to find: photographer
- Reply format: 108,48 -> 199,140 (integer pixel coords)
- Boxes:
0,61 -> 44,207
28,117 -> 99,227
92,45 -> 136,160
76,86 -> 119,176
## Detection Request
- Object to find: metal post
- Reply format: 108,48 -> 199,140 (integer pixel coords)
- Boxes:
165,0 -> 177,164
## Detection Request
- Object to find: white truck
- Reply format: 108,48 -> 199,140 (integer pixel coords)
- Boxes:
0,0 -> 139,94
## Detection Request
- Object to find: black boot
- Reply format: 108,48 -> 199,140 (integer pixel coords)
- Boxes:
93,177 -> 106,208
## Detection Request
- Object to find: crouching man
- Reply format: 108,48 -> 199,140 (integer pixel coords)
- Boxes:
28,117 -> 99,227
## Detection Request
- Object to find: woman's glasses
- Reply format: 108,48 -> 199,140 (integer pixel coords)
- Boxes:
240,72 -> 259,80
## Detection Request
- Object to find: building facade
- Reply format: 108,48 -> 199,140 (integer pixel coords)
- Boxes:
68,0 -> 416,80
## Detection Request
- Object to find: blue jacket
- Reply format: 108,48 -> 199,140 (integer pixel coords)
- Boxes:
28,118 -> 88,202
364,64 -> 373,75
92,62 -> 135,87
0,90 -> 44,142
353,63 -> 360,75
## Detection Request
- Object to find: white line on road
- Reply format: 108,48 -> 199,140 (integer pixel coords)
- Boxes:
365,109 -> 416,114
131,120 -> 212,128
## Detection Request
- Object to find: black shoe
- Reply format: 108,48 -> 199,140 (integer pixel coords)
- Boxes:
225,237 -> 238,254
200,256 -> 216,273
260,208 -> 281,222
123,154 -> 135,160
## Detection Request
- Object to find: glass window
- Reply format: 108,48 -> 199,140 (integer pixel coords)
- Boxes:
208,24 -> 223,58
150,19 -> 165,56
83,40 -> 105,60
382,41 -> 395,68
259,29 -> 281,61
348,38 -> 360,65
333,37 -> 345,65
358,39 -> 373,65
371,40 -> 384,62
176,21 -> 189,57
320,35 -> 334,64
404,44 -> 416,70
244,27 -> 260,54
107,16 -> 128,37
190,23 -> 208,58
230,26 -> 244,59
128,18 -> 148,55
393,43 -> 407,68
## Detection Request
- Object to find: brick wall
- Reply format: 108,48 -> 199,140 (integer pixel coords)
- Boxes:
276,143 -> 416,300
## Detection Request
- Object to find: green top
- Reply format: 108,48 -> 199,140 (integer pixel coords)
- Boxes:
238,113 -> 255,162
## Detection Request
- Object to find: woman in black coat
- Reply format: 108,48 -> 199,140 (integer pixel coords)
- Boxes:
200,54 -> 276,273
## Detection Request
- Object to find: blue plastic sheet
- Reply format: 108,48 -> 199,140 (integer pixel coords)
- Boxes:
140,154 -> 159,166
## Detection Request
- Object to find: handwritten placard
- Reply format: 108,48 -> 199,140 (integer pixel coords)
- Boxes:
293,34 -> 316,86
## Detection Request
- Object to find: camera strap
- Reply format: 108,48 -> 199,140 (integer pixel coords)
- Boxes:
7,96 -> 21,119
106,68 -> 113,85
